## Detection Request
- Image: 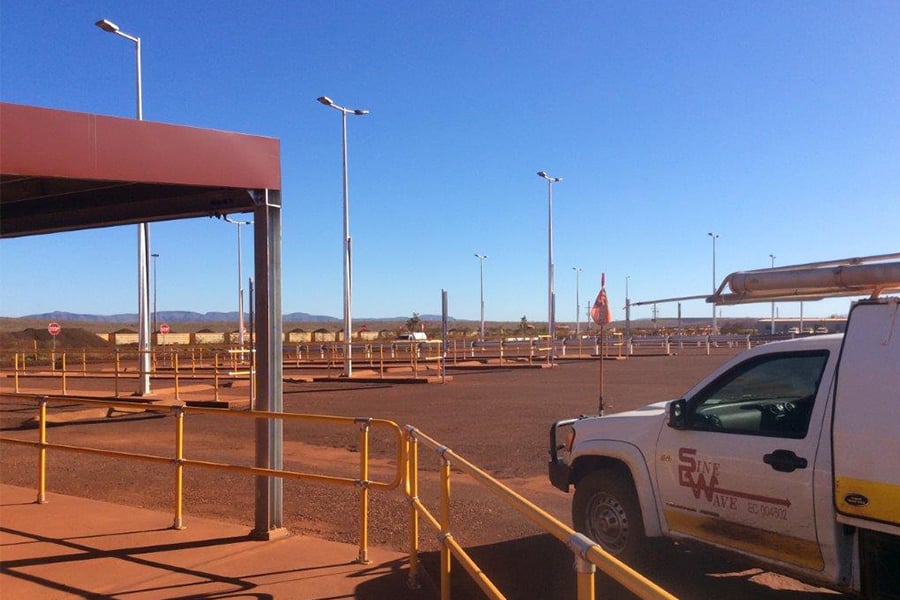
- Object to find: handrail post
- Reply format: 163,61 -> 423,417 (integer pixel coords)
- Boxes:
406,430 -> 421,589
114,349 -> 120,398
356,418 -> 372,564
37,396 -> 48,504
214,352 -> 220,402
82,349 -> 87,376
173,404 -> 185,529
14,353 -> 20,393
61,353 -> 67,396
440,449 -> 452,600
568,533 -> 597,600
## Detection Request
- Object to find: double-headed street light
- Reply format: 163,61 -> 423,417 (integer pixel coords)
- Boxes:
96,18 -> 151,395
318,96 -> 369,378
223,216 -> 253,348
708,232 -> 719,335
537,171 -> 562,362
475,254 -> 488,340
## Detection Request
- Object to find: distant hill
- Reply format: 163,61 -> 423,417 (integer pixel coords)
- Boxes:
11,311 -> 455,324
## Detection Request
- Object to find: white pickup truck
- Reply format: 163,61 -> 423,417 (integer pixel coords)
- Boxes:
548,255 -> 900,599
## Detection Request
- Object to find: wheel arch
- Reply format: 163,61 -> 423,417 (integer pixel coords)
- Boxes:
570,441 -> 662,538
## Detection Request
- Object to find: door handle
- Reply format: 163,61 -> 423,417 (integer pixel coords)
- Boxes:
763,449 -> 808,473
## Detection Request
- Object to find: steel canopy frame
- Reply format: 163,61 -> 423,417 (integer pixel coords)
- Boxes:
0,102 -> 285,536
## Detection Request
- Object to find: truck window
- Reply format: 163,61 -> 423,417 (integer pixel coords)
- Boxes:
687,351 -> 829,438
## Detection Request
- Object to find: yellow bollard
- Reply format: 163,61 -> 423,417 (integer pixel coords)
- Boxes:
173,405 -> 185,529
82,349 -> 87,376
14,353 -> 20,393
37,397 -> 47,504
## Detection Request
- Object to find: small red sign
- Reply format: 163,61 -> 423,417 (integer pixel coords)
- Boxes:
159,323 -> 170,334
48,322 -> 61,336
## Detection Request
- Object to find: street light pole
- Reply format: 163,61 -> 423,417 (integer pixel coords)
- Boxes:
224,216 -> 253,348
769,253 -> 776,334
96,18 -> 151,395
708,232 -> 719,335
572,267 -> 582,337
318,96 -> 369,378
475,254 -> 488,340
537,171 -> 562,363
151,253 -> 159,334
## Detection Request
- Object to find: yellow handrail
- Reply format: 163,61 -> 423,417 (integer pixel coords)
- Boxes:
405,425 -> 679,600
0,394 -> 403,563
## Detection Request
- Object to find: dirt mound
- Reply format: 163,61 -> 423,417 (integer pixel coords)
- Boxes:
0,327 -> 114,351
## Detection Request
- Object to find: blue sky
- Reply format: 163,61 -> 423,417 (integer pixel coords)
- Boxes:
1,1 -> 898,324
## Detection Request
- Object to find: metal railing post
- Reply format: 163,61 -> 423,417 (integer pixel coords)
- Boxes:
114,349 -> 120,397
37,396 -> 48,504
407,430 -> 421,588
14,353 -> 20,393
356,418 -> 372,564
440,449 -> 452,599
214,352 -> 220,402
174,351 -> 180,401
82,349 -> 87,376
61,354 -> 67,396
173,404 -> 185,529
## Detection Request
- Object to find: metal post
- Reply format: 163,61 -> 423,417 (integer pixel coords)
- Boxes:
173,405 -> 185,529
538,171 -> 562,363
318,96 -> 369,378
708,232 -> 719,335
573,267 -> 582,338
356,419 -> 371,564
769,253 -> 776,334
475,254 -> 487,340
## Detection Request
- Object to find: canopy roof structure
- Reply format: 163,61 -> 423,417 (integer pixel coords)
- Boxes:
0,102 -> 280,236
0,102 -> 285,536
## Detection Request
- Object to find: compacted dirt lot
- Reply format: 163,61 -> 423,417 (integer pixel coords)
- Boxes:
1,352 -> 848,599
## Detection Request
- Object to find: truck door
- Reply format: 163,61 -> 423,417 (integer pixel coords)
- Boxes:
833,299 -> 900,529
656,349 -> 833,572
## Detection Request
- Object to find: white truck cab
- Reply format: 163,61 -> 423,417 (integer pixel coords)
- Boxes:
549,254 -> 900,598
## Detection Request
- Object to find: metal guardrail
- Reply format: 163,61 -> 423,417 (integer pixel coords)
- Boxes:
405,426 -> 678,600
0,394 -> 403,564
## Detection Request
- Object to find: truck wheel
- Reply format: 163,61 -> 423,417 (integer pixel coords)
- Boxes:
572,470 -> 645,562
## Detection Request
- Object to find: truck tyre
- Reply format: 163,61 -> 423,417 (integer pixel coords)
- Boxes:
572,470 -> 645,563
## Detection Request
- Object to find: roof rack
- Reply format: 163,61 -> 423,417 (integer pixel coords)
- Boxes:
711,252 -> 900,305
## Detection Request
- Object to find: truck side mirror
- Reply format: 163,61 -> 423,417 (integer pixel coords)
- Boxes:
668,399 -> 688,429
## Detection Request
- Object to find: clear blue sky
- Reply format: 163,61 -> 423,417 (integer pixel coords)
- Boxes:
2,1 -> 898,324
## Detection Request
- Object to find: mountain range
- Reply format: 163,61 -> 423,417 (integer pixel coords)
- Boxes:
11,311 -> 451,324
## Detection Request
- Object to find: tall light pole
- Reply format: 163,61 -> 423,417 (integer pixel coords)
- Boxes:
708,232 -> 719,335
769,253 -> 776,334
537,171 -> 562,362
318,96 -> 369,378
572,267 -> 582,337
475,254 -> 488,340
224,216 -> 253,348
625,275 -> 631,342
96,18 -> 151,395
151,253 -> 159,334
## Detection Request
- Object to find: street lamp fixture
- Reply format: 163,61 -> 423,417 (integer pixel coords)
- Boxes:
475,254 -> 488,340
537,171 -> 562,363
318,96 -> 369,377
96,17 -> 151,395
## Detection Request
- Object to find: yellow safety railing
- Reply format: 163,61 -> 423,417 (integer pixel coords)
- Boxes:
405,426 -> 679,600
0,394 -> 403,564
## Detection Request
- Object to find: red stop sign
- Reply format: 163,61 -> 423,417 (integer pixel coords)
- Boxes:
48,322 -> 61,336
160,323 -> 170,334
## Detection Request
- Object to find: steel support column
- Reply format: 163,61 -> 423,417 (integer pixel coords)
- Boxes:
251,189 -> 284,537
